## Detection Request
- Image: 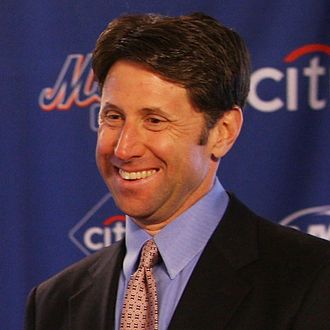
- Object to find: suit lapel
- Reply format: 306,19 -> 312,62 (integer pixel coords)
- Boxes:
69,240 -> 125,330
169,195 -> 259,330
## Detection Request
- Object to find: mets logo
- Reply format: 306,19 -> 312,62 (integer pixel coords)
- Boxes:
69,193 -> 126,255
39,53 -> 99,111
280,205 -> 330,241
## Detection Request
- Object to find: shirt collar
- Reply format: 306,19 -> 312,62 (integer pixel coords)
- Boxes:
123,178 -> 228,280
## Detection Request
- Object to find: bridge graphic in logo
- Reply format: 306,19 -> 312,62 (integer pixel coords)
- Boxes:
280,205 -> 330,241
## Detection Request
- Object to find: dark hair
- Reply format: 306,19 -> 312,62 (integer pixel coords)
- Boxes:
92,12 -> 250,128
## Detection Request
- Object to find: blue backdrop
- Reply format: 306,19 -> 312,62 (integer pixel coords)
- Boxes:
1,1 -> 329,328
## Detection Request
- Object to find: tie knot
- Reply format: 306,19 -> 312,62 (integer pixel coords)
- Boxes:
139,240 -> 159,269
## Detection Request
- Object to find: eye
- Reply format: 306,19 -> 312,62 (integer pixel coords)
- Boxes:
144,116 -> 168,131
147,117 -> 162,124
107,113 -> 122,120
99,110 -> 124,127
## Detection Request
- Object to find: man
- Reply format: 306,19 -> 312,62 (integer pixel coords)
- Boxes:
25,13 -> 330,330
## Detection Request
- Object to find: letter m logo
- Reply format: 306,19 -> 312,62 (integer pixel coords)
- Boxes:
39,53 -> 100,111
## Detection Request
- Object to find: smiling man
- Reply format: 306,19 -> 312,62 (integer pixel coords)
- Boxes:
96,59 -> 240,234
26,13 -> 330,330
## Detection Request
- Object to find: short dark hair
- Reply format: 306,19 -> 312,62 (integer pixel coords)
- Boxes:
92,12 -> 250,128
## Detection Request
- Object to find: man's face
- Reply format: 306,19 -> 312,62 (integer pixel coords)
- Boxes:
96,60 -> 219,227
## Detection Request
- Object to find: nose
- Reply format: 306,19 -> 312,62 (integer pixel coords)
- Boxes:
114,121 -> 144,161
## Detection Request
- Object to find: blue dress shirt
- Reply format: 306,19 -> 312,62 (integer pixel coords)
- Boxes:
115,178 -> 229,330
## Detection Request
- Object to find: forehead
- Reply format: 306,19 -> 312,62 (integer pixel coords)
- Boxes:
101,60 -> 192,108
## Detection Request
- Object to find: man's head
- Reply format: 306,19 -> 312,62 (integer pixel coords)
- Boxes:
93,13 -> 250,233
92,12 -> 250,131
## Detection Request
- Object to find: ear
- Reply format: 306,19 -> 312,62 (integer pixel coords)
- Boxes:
209,107 -> 243,159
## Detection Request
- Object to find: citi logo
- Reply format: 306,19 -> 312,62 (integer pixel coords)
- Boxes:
83,215 -> 125,252
69,194 -> 126,255
248,44 -> 330,112
280,205 -> 330,241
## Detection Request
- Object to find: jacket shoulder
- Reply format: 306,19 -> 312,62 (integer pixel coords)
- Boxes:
223,194 -> 330,270
257,212 -> 330,268
25,240 -> 125,329
36,239 -> 124,297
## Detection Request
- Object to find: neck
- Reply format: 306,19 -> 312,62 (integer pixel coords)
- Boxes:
131,217 -> 173,236
132,179 -> 218,236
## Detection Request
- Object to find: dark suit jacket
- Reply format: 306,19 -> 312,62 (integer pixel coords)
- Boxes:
25,196 -> 330,329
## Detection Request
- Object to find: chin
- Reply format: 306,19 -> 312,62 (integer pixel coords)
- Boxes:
114,200 -> 150,218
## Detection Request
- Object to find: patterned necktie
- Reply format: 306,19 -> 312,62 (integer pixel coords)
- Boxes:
120,239 -> 159,330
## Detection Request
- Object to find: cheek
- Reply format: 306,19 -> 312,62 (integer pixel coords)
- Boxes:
96,127 -> 115,155
181,146 -> 210,176
164,143 -> 206,179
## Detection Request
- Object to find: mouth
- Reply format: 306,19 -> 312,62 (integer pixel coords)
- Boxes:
118,168 -> 158,181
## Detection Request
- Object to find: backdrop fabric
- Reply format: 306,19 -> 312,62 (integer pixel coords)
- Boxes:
1,1 -> 329,329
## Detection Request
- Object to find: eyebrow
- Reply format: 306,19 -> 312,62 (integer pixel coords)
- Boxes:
101,102 -> 174,118
100,102 -> 122,112
139,106 -> 172,118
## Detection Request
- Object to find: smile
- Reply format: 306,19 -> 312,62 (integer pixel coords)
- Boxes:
119,169 -> 157,180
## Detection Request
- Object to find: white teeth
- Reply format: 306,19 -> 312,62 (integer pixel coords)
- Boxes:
119,169 -> 157,180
